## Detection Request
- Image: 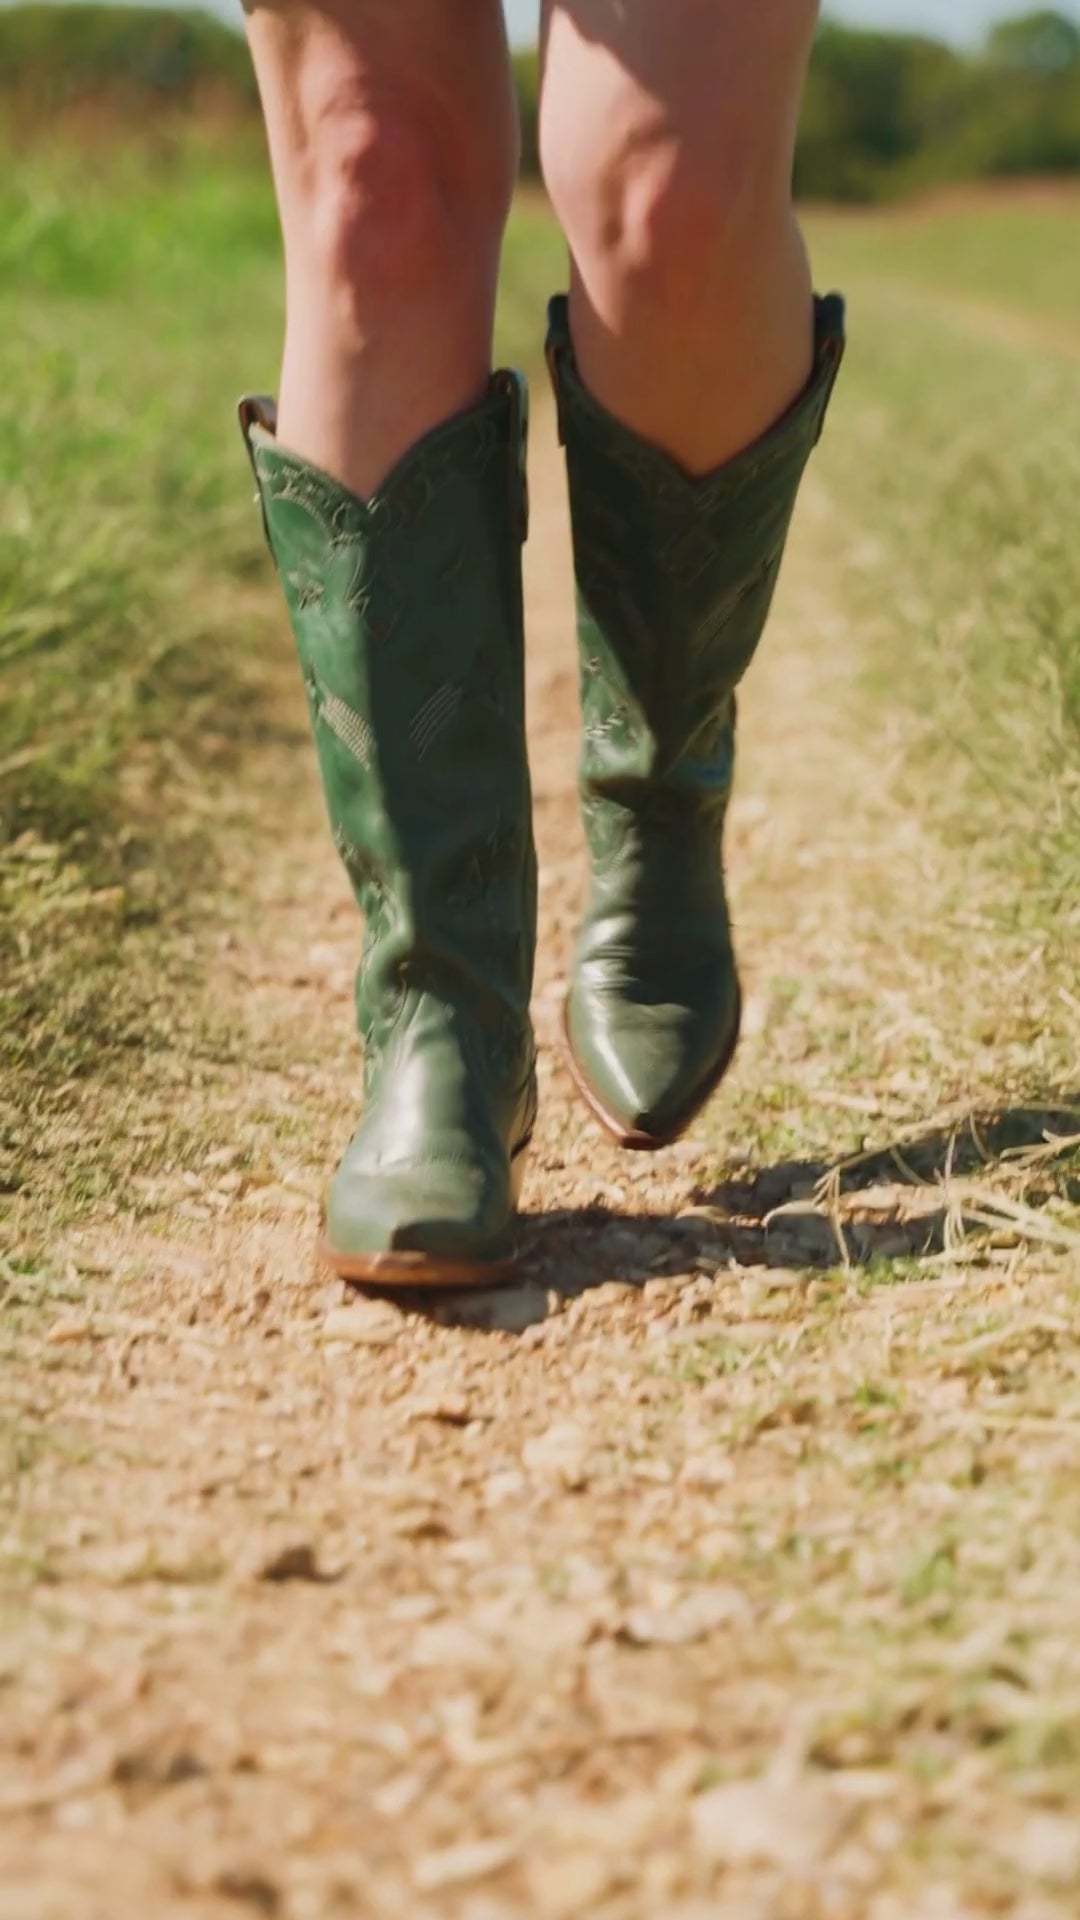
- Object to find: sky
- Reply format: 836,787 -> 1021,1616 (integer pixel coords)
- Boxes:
7,0 -> 1077,46
10,0 -> 1076,42
504,0 -> 1080,44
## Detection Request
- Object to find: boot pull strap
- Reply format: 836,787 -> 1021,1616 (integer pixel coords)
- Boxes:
237,394 -> 279,547
811,294 -> 847,445
544,294 -> 572,449
495,368 -> 530,546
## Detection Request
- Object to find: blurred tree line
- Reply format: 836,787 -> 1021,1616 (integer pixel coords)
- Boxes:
0,4 -> 257,128
2,3 -> 1079,201
795,10 -> 1080,197
517,8 -> 1080,198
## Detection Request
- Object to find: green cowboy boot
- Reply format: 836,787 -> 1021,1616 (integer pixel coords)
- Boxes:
239,374 -> 537,1286
547,294 -> 845,1149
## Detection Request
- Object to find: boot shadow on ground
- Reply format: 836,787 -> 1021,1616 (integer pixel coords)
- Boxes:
368,1094 -> 1080,1333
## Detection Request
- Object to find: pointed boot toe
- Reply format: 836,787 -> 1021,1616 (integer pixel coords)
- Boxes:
566,967 -> 742,1149
323,1147 -> 521,1287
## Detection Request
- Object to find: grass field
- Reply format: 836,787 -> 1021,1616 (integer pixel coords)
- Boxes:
809,188 -> 1080,840
3,147 -> 1080,1917
1,151 -> 566,1175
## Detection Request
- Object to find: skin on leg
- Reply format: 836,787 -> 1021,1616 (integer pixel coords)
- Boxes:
244,0 -> 517,497
539,0 -> 820,473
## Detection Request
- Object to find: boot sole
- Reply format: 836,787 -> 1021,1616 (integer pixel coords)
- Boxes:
560,993 -> 742,1153
317,1141 -> 531,1291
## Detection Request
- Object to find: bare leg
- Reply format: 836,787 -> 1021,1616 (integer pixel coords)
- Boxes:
244,0 -> 517,497
540,0 -> 819,472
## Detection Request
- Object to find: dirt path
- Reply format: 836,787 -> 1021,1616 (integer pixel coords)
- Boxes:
5,403 -> 1080,1920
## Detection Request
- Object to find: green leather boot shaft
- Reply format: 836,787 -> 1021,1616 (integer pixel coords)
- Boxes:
239,376 -> 537,1267
547,295 -> 846,1143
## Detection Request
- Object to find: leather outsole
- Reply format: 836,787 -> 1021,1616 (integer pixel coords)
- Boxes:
317,1240 -> 519,1291
317,1142 -> 532,1291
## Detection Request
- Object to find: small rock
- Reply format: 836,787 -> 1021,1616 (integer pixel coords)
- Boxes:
373,1772 -> 426,1819
483,1470 -> 528,1508
113,1743 -> 206,1790
204,1146 -> 243,1171
257,1543 -> 327,1585
320,1301 -> 401,1347
631,1458 -> 674,1485
643,1276 -> 678,1305
621,1587 -> 749,1648
692,1773 -> 848,1869
522,1421 -> 591,1491
386,1593 -> 440,1625
503,1597 -> 592,1657
661,1320 -> 729,1350
412,1839 -> 517,1894
580,1281 -> 634,1312
392,1507 -> 453,1542
758,1268 -> 810,1293
412,1393 -> 472,1426
585,1668 -> 699,1742
680,1453 -> 736,1490
45,1316 -> 93,1346
1013,1812 -> 1080,1886
213,1868 -> 281,1916
526,1851 -> 613,1918
410,1620 -> 495,1671
442,1284 -> 549,1335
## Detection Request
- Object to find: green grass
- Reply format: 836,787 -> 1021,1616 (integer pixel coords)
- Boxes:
809,193 -> 1080,928
0,152 -> 562,871
809,191 -> 1080,335
1,146 -> 286,1198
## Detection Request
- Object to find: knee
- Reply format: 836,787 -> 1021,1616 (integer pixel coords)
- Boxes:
289,77 -> 515,316
310,109 -> 463,304
543,107 -> 787,322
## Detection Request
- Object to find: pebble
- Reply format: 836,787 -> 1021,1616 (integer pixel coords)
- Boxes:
412,1839 -> 517,1894
320,1302 -> 401,1347
257,1543 -> 327,1585
45,1316 -> 93,1346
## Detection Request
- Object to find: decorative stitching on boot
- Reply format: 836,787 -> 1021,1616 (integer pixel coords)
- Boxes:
686,554 -> 781,661
318,688 -> 375,770
409,683 -> 464,761
333,826 -> 383,898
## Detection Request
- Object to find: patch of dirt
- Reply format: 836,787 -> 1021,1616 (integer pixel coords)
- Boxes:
3,403 -> 1080,1920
